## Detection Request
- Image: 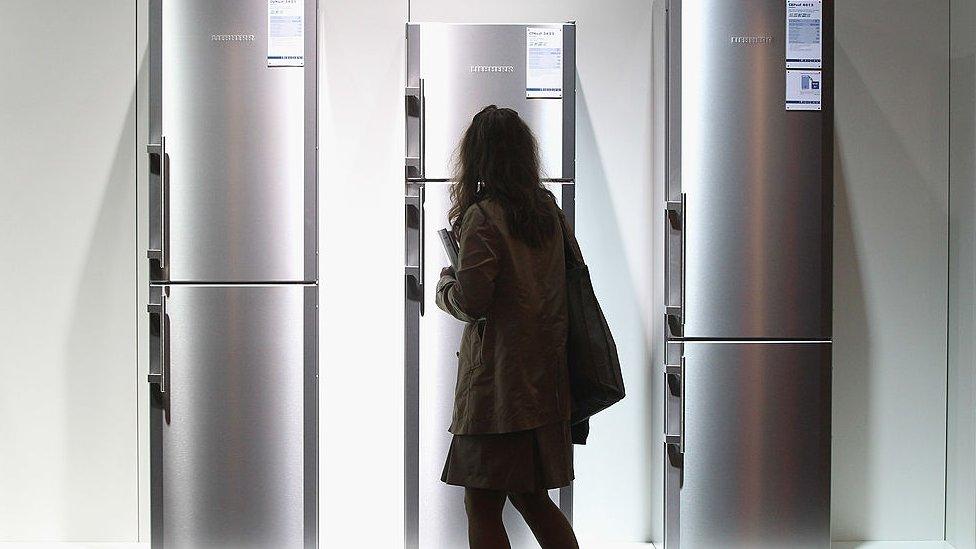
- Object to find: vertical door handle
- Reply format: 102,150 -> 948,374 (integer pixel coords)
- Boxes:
665,194 -> 685,336
148,290 -> 168,393
679,356 -> 685,453
147,137 -> 169,277
405,79 -> 425,178
664,356 -> 685,454
405,188 -> 425,315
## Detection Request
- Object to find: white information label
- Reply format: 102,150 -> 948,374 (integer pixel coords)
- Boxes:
786,0 -> 823,69
786,70 -> 822,111
526,27 -> 563,99
268,0 -> 303,67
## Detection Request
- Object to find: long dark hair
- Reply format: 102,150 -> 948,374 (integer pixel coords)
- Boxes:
448,105 -> 557,247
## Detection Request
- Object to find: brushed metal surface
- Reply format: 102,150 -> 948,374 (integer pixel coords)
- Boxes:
148,286 -> 168,392
666,0 -> 682,204
404,186 -> 422,549
149,0 -> 165,280
409,24 -> 575,180
663,341 -> 683,547
415,183 -> 565,549
678,342 -> 831,549
664,442 -> 682,548
162,0 -> 311,282
157,285 -> 309,549
679,0 -> 831,338
301,284 -> 318,549
302,0 -> 318,283
664,195 -> 685,337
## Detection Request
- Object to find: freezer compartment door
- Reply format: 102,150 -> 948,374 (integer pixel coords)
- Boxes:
672,0 -> 831,339
406,182 -> 569,549
407,23 -> 575,180
150,285 -> 316,549
155,0 -> 315,282
667,342 -> 831,549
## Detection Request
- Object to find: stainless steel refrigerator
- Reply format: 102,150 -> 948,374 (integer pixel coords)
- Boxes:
147,1 -> 317,547
664,1 -> 833,548
404,22 -> 576,549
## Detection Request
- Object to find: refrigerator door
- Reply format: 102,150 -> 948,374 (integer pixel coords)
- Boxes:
405,182 -> 569,549
154,0 -> 315,283
406,23 -> 575,181
668,0 -> 832,339
664,341 -> 831,549
149,285 -> 317,549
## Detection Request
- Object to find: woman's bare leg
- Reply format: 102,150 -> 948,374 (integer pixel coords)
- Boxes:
508,491 -> 579,549
464,488 -> 511,549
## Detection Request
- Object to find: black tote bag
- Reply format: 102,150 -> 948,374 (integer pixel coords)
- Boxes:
558,212 -> 626,441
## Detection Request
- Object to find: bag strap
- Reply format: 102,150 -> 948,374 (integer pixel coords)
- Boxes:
551,196 -> 585,269
474,200 -> 488,219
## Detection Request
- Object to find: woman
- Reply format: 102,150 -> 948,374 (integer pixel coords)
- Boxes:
435,105 -> 581,549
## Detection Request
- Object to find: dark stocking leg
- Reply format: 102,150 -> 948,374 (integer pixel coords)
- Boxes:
508,491 -> 579,549
464,488 -> 511,549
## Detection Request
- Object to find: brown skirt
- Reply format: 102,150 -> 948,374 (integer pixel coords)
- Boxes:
441,420 -> 574,493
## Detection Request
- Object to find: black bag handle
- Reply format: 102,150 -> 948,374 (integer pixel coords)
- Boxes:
549,195 -> 585,270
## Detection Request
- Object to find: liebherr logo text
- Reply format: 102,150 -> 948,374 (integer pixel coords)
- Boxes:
470,65 -> 515,73
211,33 -> 256,42
730,36 -> 773,44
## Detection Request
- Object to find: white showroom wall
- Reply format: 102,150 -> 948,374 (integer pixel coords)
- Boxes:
831,0 -> 950,541
136,0 -> 150,540
316,0 -> 408,547
0,0 -> 140,542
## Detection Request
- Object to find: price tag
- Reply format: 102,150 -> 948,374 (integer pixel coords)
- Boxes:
268,0 -> 304,67
786,1 -> 823,69
526,27 -> 563,99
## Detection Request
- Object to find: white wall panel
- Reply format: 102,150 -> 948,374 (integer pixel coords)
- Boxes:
0,0 -> 139,541
318,0 -> 408,548
136,0 -> 150,542
832,0 -> 949,541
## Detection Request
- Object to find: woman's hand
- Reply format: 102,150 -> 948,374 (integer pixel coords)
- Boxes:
441,266 -> 456,279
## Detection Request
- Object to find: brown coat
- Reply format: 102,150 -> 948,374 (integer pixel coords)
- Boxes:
435,198 -> 573,435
